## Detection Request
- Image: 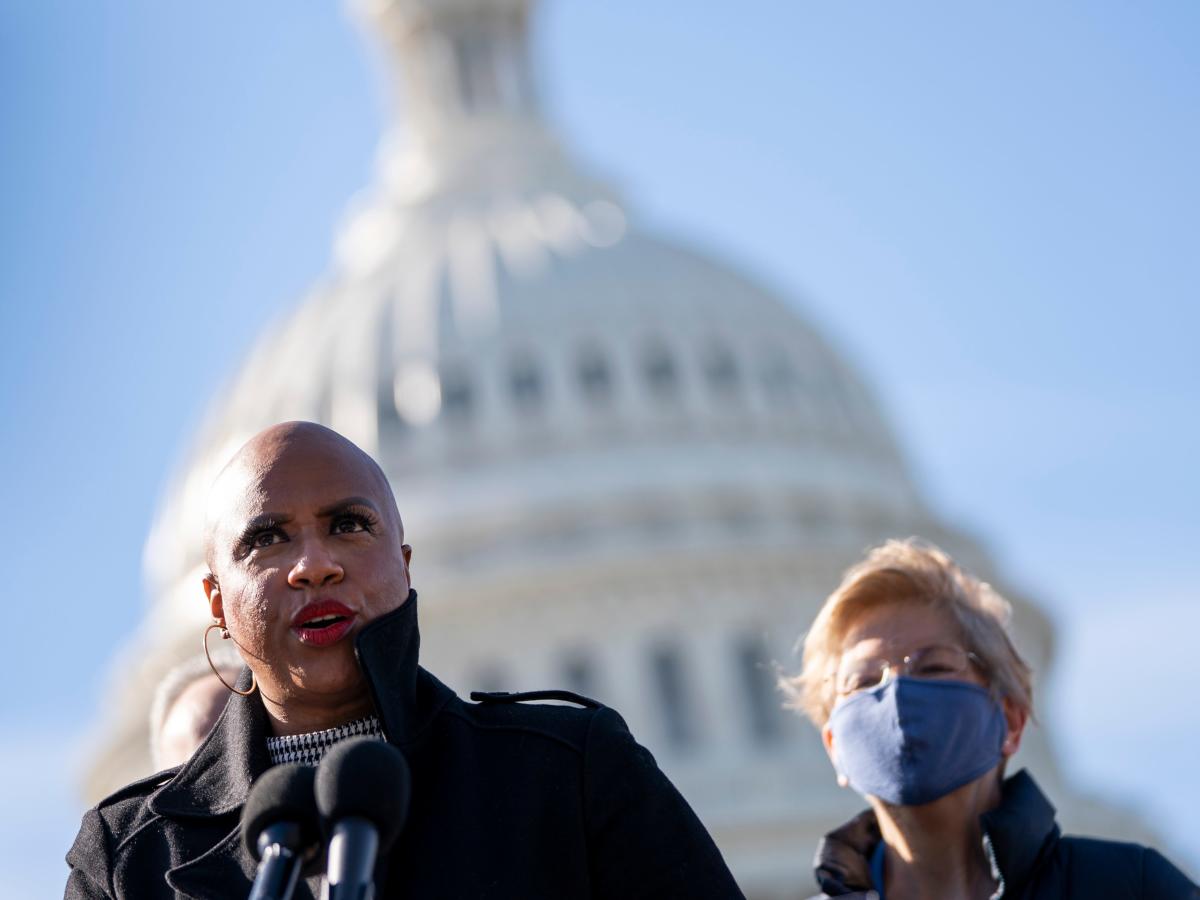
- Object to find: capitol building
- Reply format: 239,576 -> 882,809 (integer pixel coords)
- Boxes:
86,0 -> 1149,895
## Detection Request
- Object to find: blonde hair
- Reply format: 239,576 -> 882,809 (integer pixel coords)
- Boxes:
780,538 -> 1033,727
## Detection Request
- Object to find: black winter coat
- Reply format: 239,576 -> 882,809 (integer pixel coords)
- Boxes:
66,594 -> 744,899
808,769 -> 1197,899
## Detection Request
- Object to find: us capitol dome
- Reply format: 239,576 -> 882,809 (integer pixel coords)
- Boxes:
86,0 -> 1147,894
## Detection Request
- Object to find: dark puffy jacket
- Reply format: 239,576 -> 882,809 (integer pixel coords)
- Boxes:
65,593 -> 744,899
809,769 -> 1197,899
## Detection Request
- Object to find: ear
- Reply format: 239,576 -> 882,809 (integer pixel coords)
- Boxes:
822,722 -> 848,788
1000,696 -> 1028,758
203,574 -> 223,623
401,543 -> 413,567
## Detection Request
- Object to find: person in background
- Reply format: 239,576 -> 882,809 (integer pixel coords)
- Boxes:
148,650 -> 242,770
780,538 -> 1197,900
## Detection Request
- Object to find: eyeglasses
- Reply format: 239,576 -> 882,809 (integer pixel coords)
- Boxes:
835,645 -> 983,696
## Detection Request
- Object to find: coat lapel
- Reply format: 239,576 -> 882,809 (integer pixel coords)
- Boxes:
150,667 -> 272,817
163,820 -> 256,899
979,768 -> 1060,893
148,667 -> 273,897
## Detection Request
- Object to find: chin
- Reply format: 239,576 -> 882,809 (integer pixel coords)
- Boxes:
289,656 -> 363,698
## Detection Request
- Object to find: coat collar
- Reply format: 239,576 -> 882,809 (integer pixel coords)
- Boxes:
813,809 -> 881,896
813,769 -> 1060,896
979,769 -> 1060,892
353,589 -> 454,747
146,590 -> 449,898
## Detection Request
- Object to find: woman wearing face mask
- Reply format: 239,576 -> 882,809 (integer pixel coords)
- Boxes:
780,539 -> 1197,900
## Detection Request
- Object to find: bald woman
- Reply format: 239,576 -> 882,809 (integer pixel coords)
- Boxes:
66,422 -> 743,899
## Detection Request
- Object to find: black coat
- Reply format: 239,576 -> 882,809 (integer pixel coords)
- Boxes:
808,769 -> 1198,899
66,594 -> 744,899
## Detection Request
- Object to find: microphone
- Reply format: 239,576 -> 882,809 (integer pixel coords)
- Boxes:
241,763 -> 322,900
315,737 -> 411,900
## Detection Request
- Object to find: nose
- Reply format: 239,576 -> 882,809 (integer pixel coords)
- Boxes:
880,656 -> 915,686
287,537 -> 345,588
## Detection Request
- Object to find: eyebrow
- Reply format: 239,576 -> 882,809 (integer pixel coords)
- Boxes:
240,512 -> 293,532
235,512 -> 293,545
316,497 -> 381,518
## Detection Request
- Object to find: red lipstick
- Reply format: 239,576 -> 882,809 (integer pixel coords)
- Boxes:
290,600 -> 356,647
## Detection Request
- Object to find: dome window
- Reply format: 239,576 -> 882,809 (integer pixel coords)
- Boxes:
702,343 -> 741,395
641,342 -> 679,401
734,634 -> 785,744
439,365 -> 474,422
508,356 -> 544,412
761,353 -> 799,405
561,652 -> 601,701
649,643 -> 699,750
392,361 -> 442,428
470,663 -> 510,694
576,348 -> 613,404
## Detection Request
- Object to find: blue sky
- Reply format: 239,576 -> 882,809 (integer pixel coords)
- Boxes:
2,0 -> 1198,891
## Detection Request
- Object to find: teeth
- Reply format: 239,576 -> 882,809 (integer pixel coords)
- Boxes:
302,614 -> 342,627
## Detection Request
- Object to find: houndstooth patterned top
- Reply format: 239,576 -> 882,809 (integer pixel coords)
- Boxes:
265,715 -> 386,767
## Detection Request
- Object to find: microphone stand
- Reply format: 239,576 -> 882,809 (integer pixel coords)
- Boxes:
322,815 -> 380,900
248,823 -> 305,900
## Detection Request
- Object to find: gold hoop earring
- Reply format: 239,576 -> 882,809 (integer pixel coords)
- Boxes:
203,623 -> 257,697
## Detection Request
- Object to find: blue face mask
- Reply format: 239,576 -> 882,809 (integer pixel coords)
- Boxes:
828,676 -> 1007,806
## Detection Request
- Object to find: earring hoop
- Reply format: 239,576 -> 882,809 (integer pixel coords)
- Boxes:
203,623 -> 257,697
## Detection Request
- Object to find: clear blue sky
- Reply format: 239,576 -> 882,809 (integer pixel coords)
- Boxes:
2,1 -> 1198,892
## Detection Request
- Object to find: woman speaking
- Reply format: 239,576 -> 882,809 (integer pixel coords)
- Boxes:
65,421 -> 742,898
781,539 -> 1197,900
